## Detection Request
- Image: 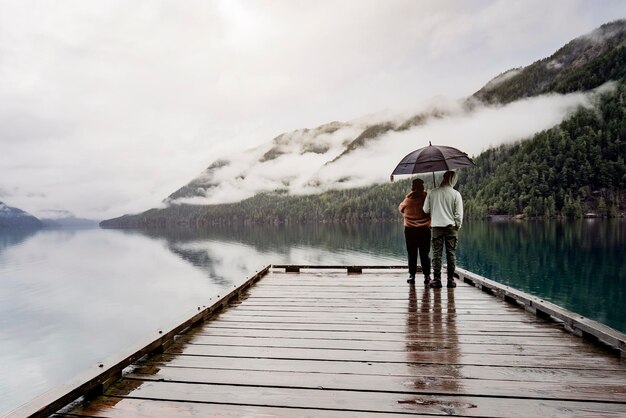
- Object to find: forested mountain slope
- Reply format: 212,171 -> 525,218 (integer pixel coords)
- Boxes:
472,20 -> 626,104
463,80 -> 625,218
100,79 -> 626,228
101,20 -> 626,228
0,201 -> 43,228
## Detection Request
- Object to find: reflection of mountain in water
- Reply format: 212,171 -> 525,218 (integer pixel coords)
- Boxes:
134,223 -> 408,287
165,244 -> 232,287
133,219 -> 626,333
140,223 -> 406,257
458,219 -> 625,332
0,228 -> 40,253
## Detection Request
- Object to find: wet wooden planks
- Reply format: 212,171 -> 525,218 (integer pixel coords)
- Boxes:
60,269 -> 626,417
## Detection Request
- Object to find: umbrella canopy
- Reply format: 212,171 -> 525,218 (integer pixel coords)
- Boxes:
390,142 -> 476,182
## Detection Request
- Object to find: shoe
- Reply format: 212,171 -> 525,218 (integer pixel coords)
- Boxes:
447,279 -> 457,288
423,276 -> 431,286
429,279 -> 442,289
407,275 -> 415,284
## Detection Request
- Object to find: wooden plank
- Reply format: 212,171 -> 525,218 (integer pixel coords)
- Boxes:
60,397 -> 430,418
151,353 -> 626,384
48,266 -> 626,418
272,264 -> 407,270
192,327 -> 575,344
456,267 -> 626,357
232,301 -> 517,310
205,320 -> 567,333
214,311 -> 563,324
5,265 -> 271,418
230,301 -> 526,310
228,305 -> 536,315
175,335 -> 611,357
166,345 -> 624,370
224,308 -> 549,318
237,296 -> 525,304
124,365 -> 626,403
204,326 -> 579,340
92,379 -> 626,417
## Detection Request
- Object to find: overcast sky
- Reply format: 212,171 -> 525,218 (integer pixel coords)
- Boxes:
1,0 -> 625,220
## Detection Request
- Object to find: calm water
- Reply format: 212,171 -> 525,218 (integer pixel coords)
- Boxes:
0,220 -> 624,415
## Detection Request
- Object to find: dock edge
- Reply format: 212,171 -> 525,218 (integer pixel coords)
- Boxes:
4,265 -> 271,418
456,267 -> 626,359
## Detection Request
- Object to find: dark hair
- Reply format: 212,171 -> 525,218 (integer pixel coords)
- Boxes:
411,178 -> 424,192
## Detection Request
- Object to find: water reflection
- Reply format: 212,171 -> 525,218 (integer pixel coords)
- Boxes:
0,228 -> 234,416
140,223 -> 405,261
406,287 -> 460,393
1,219 -> 624,415
138,220 -> 625,332
0,225 -> 404,415
458,219 -> 625,331
0,227 -> 40,252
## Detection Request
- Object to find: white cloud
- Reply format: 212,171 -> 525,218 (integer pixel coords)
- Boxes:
0,0 -> 624,218
170,85 -> 611,205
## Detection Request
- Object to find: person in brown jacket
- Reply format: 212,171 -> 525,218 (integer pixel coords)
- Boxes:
398,178 -> 432,285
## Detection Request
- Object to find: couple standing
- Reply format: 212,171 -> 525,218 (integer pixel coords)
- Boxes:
398,171 -> 463,288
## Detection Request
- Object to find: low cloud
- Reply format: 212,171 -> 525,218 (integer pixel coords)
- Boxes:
171,85 -> 610,206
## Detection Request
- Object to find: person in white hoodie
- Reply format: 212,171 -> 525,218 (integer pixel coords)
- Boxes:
423,170 -> 463,289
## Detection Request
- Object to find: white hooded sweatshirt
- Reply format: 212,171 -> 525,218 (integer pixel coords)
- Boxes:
423,172 -> 463,229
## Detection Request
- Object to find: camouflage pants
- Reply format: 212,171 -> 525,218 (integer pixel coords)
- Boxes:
432,225 -> 458,280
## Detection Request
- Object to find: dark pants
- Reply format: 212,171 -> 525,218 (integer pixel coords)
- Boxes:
404,227 -> 431,278
432,225 -> 458,280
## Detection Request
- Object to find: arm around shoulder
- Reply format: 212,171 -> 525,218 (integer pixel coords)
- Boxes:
423,193 -> 431,214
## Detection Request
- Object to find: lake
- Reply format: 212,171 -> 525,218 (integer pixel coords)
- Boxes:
0,219 -> 624,415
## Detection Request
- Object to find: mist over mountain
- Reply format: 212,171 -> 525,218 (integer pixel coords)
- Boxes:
102,19 -> 626,227
163,20 -> 625,206
0,201 -> 42,228
39,211 -> 100,228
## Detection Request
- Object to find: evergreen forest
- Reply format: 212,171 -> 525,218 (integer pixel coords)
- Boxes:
102,79 -> 625,228
102,20 -> 626,230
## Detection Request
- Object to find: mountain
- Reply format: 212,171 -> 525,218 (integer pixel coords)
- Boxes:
0,201 -> 43,228
161,20 -> 625,208
100,78 -> 625,228
102,20 -> 626,228
38,209 -> 100,228
472,20 -> 626,104
463,81 -> 625,218
163,107 -> 451,207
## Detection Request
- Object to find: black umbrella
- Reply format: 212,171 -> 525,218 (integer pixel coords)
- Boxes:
390,142 -> 476,186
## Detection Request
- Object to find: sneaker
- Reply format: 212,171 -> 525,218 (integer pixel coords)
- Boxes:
423,276 -> 431,285
407,275 -> 415,284
447,279 -> 457,288
429,279 -> 442,289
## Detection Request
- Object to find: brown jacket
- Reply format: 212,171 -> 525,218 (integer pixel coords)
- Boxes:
399,191 -> 431,228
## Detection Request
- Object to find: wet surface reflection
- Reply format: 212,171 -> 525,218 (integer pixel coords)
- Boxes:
0,226 -> 403,415
2,219 -> 624,414
406,287 -> 461,393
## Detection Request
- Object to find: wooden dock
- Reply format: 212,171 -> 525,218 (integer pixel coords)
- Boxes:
9,265 -> 626,417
